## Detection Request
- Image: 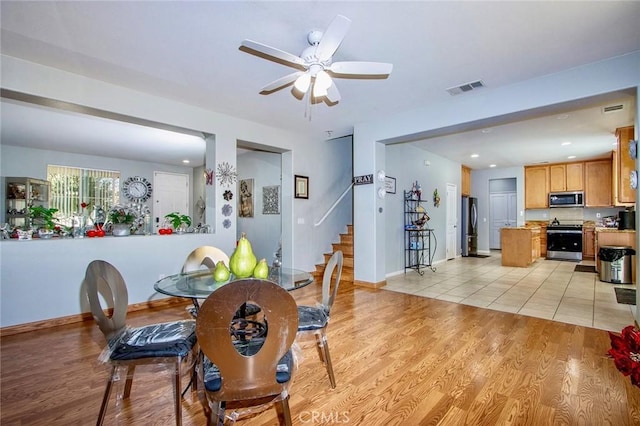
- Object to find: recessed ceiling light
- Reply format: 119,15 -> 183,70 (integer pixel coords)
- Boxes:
481,128 -> 492,134
561,141 -> 572,146
471,154 -> 479,158
182,159 -> 190,164
556,114 -> 569,120
567,155 -> 576,159
489,164 -> 497,168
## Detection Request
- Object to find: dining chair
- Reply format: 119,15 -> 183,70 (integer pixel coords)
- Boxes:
182,245 -> 261,318
297,250 -> 343,388
83,260 -> 198,426
195,279 -> 299,425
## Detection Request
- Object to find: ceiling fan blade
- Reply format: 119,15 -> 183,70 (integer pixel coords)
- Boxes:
329,61 -> 393,76
326,82 -> 341,103
315,15 -> 351,61
241,39 -> 306,68
260,71 -> 304,93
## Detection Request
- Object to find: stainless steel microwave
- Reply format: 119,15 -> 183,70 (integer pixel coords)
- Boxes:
549,191 -> 584,208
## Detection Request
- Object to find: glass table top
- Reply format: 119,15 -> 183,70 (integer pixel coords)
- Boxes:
154,267 -> 314,299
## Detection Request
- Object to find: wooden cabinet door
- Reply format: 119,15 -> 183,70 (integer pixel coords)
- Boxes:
585,159 -> 612,207
549,164 -> 566,192
583,228 -> 595,260
461,165 -> 471,196
525,166 -> 549,209
617,126 -> 636,205
565,162 -> 584,191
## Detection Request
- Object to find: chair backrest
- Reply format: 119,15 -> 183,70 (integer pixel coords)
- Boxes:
196,279 -> 299,401
322,250 -> 343,312
182,246 -> 230,273
83,260 -> 129,340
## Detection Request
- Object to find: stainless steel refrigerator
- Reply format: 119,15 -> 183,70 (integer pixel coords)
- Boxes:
461,196 -> 478,256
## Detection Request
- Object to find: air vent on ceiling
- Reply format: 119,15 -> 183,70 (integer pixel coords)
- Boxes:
602,104 -> 624,114
446,80 -> 485,96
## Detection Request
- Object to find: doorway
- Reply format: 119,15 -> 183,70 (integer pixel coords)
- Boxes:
446,183 -> 457,259
489,178 -> 517,249
153,171 -> 189,232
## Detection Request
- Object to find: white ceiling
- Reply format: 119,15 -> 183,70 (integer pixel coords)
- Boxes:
1,1 -> 638,169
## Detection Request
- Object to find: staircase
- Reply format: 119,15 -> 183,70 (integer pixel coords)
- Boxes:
312,225 -> 354,285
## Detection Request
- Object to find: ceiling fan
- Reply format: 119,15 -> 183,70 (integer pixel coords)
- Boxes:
240,15 -> 393,103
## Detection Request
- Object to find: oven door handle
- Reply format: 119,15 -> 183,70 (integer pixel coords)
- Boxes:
546,230 -> 582,234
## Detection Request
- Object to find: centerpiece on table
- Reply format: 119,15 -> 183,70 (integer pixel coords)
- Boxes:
107,205 -> 137,236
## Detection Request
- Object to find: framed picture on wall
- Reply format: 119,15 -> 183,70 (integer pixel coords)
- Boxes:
239,178 -> 254,217
385,176 -> 396,194
295,175 -> 309,199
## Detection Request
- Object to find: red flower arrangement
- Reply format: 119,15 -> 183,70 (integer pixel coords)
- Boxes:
608,325 -> 640,387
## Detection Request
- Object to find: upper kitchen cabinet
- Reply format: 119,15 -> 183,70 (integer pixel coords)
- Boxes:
614,126 -> 636,206
461,165 -> 471,196
549,162 -> 584,192
524,165 -> 549,209
584,157 -> 613,207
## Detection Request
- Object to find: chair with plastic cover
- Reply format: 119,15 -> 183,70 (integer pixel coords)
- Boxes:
182,246 -> 260,318
296,250 -> 343,388
83,260 -> 198,426
196,279 -> 299,425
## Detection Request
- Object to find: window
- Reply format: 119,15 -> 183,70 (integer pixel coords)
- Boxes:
47,165 -> 120,226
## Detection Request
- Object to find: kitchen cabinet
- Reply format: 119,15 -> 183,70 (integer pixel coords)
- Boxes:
550,162 -> 584,192
501,227 -> 540,267
461,165 -> 471,197
524,165 -> 549,209
582,227 -> 595,260
584,158 -> 612,207
4,177 -> 50,230
614,126 -> 636,206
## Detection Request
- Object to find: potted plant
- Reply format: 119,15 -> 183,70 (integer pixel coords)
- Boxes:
107,205 -> 137,236
28,206 -> 59,238
164,212 -> 192,234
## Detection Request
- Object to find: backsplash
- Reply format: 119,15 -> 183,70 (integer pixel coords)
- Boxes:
526,207 -> 622,223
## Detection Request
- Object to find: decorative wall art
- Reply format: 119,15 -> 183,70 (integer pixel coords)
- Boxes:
216,162 -> 237,187
223,190 -> 233,201
204,168 -> 214,185
239,178 -> 254,218
263,185 -> 280,214
223,219 -> 231,229
222,204 -> 233,217
385,176 -> 396,194
295,175 -> 309,199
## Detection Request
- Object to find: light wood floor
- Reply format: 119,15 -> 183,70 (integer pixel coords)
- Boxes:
2,280 -> 639,425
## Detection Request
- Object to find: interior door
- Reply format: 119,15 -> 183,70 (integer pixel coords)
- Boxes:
490,191 -> 517,249
446,183 -> 457,260
153,172 -> 189,232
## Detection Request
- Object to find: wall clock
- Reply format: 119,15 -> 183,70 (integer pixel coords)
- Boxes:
123,176 -> 153,202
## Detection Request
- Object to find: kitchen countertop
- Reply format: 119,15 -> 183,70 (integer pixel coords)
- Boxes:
595,227 -> 636,233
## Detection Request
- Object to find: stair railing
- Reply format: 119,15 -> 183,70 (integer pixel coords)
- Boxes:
314,182 -> 354,227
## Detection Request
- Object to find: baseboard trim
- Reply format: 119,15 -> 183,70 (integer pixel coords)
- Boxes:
0,297 -> 190,337
354,279 -> 386,289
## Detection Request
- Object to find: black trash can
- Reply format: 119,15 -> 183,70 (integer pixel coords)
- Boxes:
599,246 -> 635,284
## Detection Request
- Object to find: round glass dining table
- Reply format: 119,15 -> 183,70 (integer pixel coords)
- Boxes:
154,266 -> 314,300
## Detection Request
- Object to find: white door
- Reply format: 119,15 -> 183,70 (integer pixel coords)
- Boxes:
446,183 -> 457,260
153,172 -> 189,232
489,191 -> 517,249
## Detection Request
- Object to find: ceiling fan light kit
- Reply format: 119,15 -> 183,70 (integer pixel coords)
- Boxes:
241,15 -> 392,108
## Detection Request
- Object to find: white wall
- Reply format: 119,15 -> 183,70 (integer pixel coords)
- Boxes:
385,143 -> 460,274
237,150 -> 282,262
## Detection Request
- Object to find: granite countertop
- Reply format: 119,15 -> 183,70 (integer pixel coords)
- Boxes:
595,227 -> 636,233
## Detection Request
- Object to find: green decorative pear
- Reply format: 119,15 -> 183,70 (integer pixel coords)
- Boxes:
229,233 -> 257,278
213,260 -> 230,282
253,258 -> 269,279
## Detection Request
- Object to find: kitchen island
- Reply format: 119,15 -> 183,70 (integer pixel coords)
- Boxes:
501,226 -> 541,267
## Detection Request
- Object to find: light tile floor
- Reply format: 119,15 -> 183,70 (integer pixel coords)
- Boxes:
384,252 -> 637,332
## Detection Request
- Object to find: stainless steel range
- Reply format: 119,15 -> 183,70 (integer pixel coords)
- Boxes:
546,222 -> 583,261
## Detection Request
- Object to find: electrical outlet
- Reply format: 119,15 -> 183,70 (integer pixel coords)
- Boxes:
596,212 -> 601,218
